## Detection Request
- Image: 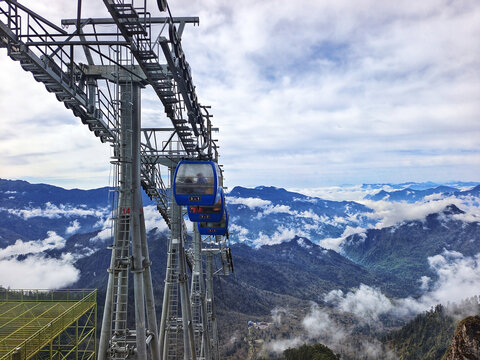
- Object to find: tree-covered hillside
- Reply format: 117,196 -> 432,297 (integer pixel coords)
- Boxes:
383,298 -> 480,359
258,343 -> 340,360
282,343 -> 340,360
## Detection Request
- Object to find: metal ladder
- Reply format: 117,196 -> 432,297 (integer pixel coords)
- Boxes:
111,210 -> 130,359
166,245 -> 180,360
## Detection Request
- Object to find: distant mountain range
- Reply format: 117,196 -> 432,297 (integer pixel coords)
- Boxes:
342,204 -> 480,297
364,185 -> 480,203
361,181 -> 480,191
0,178 -> 156,245
227,186 -> 375,246
1,178 -> 480,359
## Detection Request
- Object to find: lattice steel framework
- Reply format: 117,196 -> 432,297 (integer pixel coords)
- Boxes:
0,289 -> 96,360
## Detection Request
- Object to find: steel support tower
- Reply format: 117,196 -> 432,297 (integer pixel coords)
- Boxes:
98,79 -> 160,360
0,1 -> 234,359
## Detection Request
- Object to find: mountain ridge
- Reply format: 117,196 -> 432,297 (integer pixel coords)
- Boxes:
1,178 -> 480,359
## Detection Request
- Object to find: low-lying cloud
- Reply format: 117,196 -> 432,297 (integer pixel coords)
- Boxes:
325,284 -> 394,323
271,306 -> 289,325
90,227 -> 113,243
420,250 -> 480,307
264,337 -> 303,354
291,185 -> 398,202
265,303 -> 395,359
320,225 -> 367,252
302,304 -> 347,342
0,231 -> 80,288
3,202 -> 108,220
0,231 -> 65,259
227,197 -> 272,209
143,205 -> 169,233
65,219 -> 80,234
0,254 -> 80,288
321,195 -> 480,251
360,196 -> 476,229
324,250 -> 480,322
267,251 -> 480,359
228,223 -> 249,242
253,226 -> 307,247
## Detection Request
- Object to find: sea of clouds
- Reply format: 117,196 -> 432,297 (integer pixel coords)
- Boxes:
264,247 -> 480,357
0,203 -> 168,289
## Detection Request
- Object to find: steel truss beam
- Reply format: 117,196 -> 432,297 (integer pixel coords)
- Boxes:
62,17 -> 199,27
102,0 -> 206,154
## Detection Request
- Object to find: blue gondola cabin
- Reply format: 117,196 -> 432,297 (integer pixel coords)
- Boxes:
198,207 -> 229,236
188,188 -> 225,222
173,160 -> 221,206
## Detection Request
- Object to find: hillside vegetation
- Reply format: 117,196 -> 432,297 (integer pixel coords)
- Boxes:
258,343 -> 340,360
383,298 -> 480,359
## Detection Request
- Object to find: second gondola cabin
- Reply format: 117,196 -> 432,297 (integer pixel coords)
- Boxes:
173,160 -> 221,206
198,207 -> 229,236
188,188 -> 225,223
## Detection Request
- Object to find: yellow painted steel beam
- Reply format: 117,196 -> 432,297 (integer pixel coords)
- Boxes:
0,289 -> 97,360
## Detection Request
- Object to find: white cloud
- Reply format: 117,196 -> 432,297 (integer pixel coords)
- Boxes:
0,231 -> 65,259
290,185 -> 396,202
264,337 -> 303,354
271,306 -> 289,326
324,250 -> 480,321
420,250 -> 480,306
228,224 -> 249,242
360,196 -> 476,228
66,220 -> 81,234
451,197 -> 480,222
1,0 -> 479,190
320,226 -> 367,252
266,302 -> 396,358
255,204 -> 296,219
253,226 -> 306,247
324,285 -> 394,323
302,304 -> 344,340
424,193 -> 445,201
89,204 -> 168,241
296,238 -> 312,250
143,205 -> 169,233
262,204 -> 293,216
297,210 -> 321,221
419,276 -> 431,291
4,202 -> 108,220
227,197 -> 272,209
90,228 -> 112,243
321,195 -> 480,250
0,254 -> 80,289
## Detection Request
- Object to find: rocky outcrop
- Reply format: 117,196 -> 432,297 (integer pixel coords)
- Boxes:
444,316 -> 480,360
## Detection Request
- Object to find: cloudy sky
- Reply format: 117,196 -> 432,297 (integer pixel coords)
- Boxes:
0,0 -> 479,190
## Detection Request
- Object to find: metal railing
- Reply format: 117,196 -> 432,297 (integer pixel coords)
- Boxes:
0,289 -> 95,302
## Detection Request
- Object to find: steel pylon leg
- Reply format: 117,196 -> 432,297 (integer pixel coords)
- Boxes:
205,254 -> 219,360
159,166 -> 197,360
191,227 -> 212,360
99,80 -> 159,360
